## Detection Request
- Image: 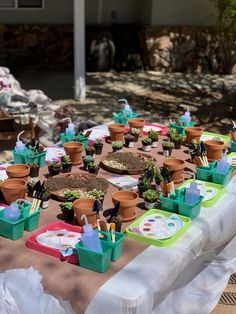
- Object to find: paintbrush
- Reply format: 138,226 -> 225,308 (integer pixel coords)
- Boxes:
200,141 -> 208,166
93,200 -> 103,237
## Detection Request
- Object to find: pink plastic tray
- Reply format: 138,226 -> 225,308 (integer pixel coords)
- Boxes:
125,123 -> 169,136
26,221 -> 83,264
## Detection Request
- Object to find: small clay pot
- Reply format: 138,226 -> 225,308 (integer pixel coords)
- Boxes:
128,118 -> 145,136
108,124 -> 125,142
88,166 -> 99,175
48,167 -> 61,177
185,127 -> 203,144
163,158 -> 185,183
205,140 -> 225,161
112,190 -> 138,222
1,178 -> 27,204
64,142 -> 83,165
6,164 -> 30,180
73,198 -> 97,227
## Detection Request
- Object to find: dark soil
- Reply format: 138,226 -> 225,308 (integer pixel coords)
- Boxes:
45,173 -> 109,192
104,152 -> 154,169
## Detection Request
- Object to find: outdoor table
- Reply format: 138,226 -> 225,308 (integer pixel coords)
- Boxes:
1,134 -> 236,314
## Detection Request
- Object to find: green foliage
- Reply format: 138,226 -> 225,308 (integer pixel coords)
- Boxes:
131,128 -> 140,135
148,129 -> 159,141
155,168 -> 164,184
169,128 -> 185,142
64,190 -> 80,201
142,137 -> 152,146
162,141 -> 174,148
142,189 -> 159,203
87,161 -> 99,169
112,141 -> 124,149
138,175 -> 152,188
48,161 -> 61,170
61,155 -> 72,165
60,202 -> 73,211
88,189 -> 105,201
214,0 -> 236,33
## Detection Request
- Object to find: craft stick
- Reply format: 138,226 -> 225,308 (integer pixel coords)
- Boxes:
194,156 -> 203,167
97,219 -> 102,238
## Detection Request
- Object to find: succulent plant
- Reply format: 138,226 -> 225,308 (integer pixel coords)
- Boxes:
142,189 -> 159,203
169,128 -> 184,142
142,138 -> 152,146
64,190 -> 80,201
88,189 -> 105,201
61,155 -> 72,165
162,141 -> 174,148
131,128 -> 140,135
148,129 -> 159,142
87,161 -> 99,170
112,141 -> 123,149
48,161 -> 61,170
60,202 -> 73,211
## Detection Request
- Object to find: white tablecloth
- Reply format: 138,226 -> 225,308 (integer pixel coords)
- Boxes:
86,176 -> 236,314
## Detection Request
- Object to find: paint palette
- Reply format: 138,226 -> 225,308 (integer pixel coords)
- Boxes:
179,179 -> 225,207
126,209 -> 192,247
26,221 -> 83,264
227,153 -> 236,167
36,229 -> 82,250
201,132 -> 230,144
138,213 -> 183,240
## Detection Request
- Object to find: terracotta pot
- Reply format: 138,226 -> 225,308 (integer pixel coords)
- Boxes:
128,118 -> 145,136
73,198 -> 97,227
0,178 -> 27,204
185,127 -> 203,144
6,164 -> 30,180
108,124 -> 125,142
163,158 -> 185,183
205,140 -> 225,161
112,190 -> 138,222
64,142 -> 83,165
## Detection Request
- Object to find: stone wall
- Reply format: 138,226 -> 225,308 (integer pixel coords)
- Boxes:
0,24 -> 235,74
143,26 -> 236,74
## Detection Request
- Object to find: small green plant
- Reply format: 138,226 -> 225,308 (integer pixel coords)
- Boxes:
169,128 -> 184,142
142,138 -> 152,146
60,202 -> 73,211
61,155 -> 72,165
138,175 -> 152,189
48,161 -> 61,170
131,127 -> 140,135
142,189 -> 159,203
86,145 -> 96,153
95,138 -> 103,145
145,159 -> 157,177
112,141 -> 123,149
64,190 -> 80,201
87,161 -> 99,170
42,190 -> 50,199
88,189 -> 105,201
155,167 -> 164,184
162,141 -> 174,148
83,155 -> 94,163
148,129 -> 159,142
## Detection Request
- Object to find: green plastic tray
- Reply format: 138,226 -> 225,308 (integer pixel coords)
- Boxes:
126,209 -> 192,247
178,179 -> 226,208
114,112 -> 138,126
76,241 -> 113,273
13,150 -> 46,167
160,188 -> 203,219
99,230 -> 125,262
16,201 -> 42,232
0,210 -> 25,240
227,152 -> 236,169
201,132 -> 230,144
231,142 -> 236,152
60,133 -> 88,148
169,121 -> 196,135
196,162 -> 233,186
